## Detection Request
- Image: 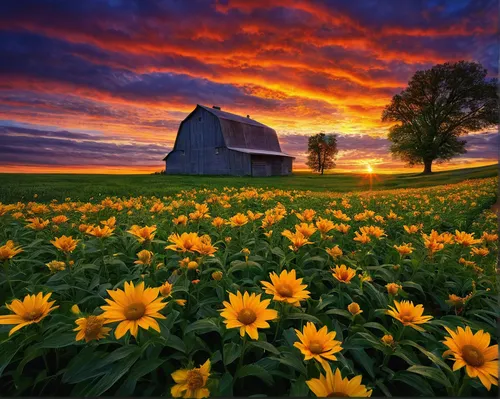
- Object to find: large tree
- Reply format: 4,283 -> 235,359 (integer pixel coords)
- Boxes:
306,133 -> 338,174
382,61 -> 498,174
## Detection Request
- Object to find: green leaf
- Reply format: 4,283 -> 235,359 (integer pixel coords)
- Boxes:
235,364 -> 274,385
0,344 -> 20,377
249,340 -> 280,355
400,340 -> 453,374
270,353 -> 306,375
363,322 -> 390,334
407,365 -> 452,388
290,376 -> 309,397
223,342 -> 242,366
393,371 -> 434,396
116,358 -> 165,396
76,349 -> 142,396
325,309 -> 351,318
286,312 -> 322,324
217,372 -> 233,396
35,332 -> 77,349
184,318 -> 220,335
349,348 -> 375,378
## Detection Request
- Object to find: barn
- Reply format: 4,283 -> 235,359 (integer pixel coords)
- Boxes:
163,104 -> 294,176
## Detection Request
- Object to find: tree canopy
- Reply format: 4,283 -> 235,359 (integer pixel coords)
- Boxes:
306,133 -> 338,174
382,61 -> 498,174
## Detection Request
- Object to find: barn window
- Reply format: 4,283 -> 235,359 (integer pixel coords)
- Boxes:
198,117 -> 202,121
215,148 -> 219,155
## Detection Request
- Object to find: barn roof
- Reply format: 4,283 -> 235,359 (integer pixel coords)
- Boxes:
197,104 -> 291,156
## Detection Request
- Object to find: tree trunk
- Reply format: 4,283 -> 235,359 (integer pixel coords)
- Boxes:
423,159 -> 433,174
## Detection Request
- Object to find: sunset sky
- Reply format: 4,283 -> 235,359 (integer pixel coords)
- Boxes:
0,0 -> 498,174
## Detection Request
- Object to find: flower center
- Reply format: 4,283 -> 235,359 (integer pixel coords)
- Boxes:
84,316 -> 103,339
186,370 -> 204,390
124,303 -> 146,320
400,312 -> 413,323
237,308 -> 257,325
24,310 -> 43,321
277,284 -> 294,298
461,344 -> 485,367
328,392 -> 348,397
309,340 -> 324,354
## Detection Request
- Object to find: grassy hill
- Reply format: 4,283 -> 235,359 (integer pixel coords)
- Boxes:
0,164 -> 497,203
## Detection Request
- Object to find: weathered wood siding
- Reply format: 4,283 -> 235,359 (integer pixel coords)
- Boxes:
166,107 -> 230,174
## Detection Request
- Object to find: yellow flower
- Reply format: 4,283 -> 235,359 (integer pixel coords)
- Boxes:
173,215 -> 188,225
228,213 -> 248,227
46,260 -> 66,273
381,334 -> 395,346
347,302 -> 362,316
294,322 -> 342,368
470,247 -> 489,257
481,232 -> 498,242
353,232 -> 371,244
187,261 -> 199,270
25,217 -> 50,231
51,215 -> 69,224
100,281 -> 167,339
264,230 -> 273,238
331,264 -> 356,284
175,299 -> 187,306
0,240 -> 23,261
100,216 -> 116,227
358,272 -> 372,283
296,209 -> 316,222
220,291 -> 278,340
247,210 -> 263,221
211,217 -> 225,229
306,365 -> 372,397
134,249 -> 153,265
87,225 -> 114,238
171,359 -> 211,398
159,281 -> 173,297
71,304 -> 81,315
212,271 -> 223,281
443,326 -> 498,390
195,235 -> 218,256
386,283 -> 402,296
359,225 -> 386,239
50,235 -> 79,253
394,243 -> 413,256
295,223 -> 317,239
74,315 -> 111,342
403,224 -> 422,233
261,269 -> 310,306
454,230 -> 482,247
166,232 -> 200,253
386,300 -> 433,332
326,245 -> 343,259
446,293 -> 471,308
0,293 -> 58,336
333,223 -> 351,234
127,225 -> 157,244
282,230 -> 313,251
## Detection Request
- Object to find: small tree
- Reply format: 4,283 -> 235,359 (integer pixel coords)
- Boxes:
382,61 -> 498,174
306,133 -> 338,174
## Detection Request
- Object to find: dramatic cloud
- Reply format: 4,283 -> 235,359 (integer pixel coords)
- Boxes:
0,0 -> 497,172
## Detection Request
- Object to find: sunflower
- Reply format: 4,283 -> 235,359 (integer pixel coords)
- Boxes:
386,300 -> 433,331
261,269 -> 310,306
127,225 -> 157,244
220,291 -> 278,340
50,235 -> 79,253
326,245 -> 343,259
294,322 -> 343,368
306,364 -> 372,397
0,293 -> 58,336
100,281 -> 167,339
134,249 -> 153,265
171,359 -> 211,398
331,264 -> 356,284
165,232 -> 201,253
74,315 -> 111,342
228,213 -> 248,227
443,326 -> 498,390
0,240 -> 23,261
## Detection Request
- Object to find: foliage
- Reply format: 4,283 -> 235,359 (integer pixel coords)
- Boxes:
382,61 -> 498,174
0,177 -> 498,397
306,133 -> 339,174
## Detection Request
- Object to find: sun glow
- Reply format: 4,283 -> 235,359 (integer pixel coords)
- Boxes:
366,165 -> 374,174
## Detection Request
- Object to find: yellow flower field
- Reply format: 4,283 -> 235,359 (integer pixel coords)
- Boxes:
0,177 -> 498,397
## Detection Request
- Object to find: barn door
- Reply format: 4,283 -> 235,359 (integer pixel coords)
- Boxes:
251,159 -> 270,176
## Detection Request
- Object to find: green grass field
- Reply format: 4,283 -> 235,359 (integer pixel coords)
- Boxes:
0,164 -> 497,203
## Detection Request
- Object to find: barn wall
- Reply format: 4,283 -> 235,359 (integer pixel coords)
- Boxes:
228,150 -> 251,176
250,155 -> 293,176
166,107 -> 229,174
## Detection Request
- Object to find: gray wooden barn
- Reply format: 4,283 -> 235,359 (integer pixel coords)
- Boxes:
163,105 -> 294,176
